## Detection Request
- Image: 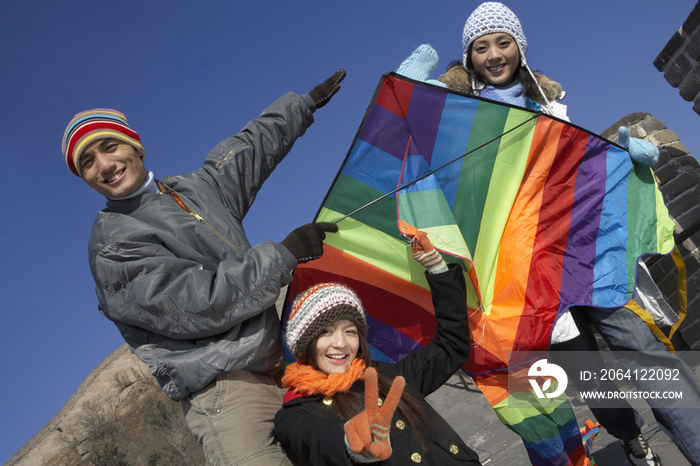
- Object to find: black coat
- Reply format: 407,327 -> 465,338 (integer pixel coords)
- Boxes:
274,265 -> 481,465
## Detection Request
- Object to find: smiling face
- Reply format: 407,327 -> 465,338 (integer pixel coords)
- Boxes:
314,319 -> 360,375
470,33 -> 521,86
80,138 -> 148,198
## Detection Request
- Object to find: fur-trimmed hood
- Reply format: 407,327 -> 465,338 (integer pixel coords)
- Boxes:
438,65 -> 566,105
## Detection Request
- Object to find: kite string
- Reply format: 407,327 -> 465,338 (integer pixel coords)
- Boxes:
333,111 -> 542,224
395,135 -> 413,238
469,280 -> 487,348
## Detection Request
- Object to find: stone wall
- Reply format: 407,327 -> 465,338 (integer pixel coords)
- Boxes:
602,114 -> 700,349
5,344 -> 205,466
654,2 -> 700,113
646,1 -> 700,348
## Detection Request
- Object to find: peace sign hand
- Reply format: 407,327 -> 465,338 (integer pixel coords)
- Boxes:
344,367 -> 406,463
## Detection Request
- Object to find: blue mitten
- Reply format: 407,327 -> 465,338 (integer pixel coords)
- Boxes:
618,126 -> 659,166
397,44 -> 446,87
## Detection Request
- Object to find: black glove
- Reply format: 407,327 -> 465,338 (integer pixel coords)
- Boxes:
281,222 -> 339,263
308,70 -> 346,109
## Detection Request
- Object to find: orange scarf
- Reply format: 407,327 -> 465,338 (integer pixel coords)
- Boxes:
282,359 -> 367,397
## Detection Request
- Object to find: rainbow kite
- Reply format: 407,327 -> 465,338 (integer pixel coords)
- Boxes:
282,73 -> 674,465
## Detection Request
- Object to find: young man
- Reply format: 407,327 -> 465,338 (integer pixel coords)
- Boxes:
62,71 -> 346,465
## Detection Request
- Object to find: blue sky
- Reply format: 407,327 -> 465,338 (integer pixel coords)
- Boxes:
1,0 -> 698,462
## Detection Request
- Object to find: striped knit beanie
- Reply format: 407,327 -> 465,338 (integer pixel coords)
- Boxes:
462,2 -> 528,71
62,109 -> 144,178
286,283 -> 367,360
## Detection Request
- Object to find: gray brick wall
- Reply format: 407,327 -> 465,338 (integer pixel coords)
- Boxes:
654,1 -> 700,114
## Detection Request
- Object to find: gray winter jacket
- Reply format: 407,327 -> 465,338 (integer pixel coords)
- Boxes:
87,92 -> 314,400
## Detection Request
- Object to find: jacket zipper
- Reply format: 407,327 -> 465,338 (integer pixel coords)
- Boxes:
215,143 -> 248,170
156,181 -> 244,257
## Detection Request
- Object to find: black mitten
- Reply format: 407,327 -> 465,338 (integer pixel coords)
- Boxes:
281,222 -> 339,263
308,70 -> 346,109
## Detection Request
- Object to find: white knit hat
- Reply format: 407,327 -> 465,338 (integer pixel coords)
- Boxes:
462,2 -> 528,71
461,2 -> 552,108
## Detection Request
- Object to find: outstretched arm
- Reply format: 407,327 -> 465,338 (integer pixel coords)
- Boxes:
392,228 -> 471,395
204,71 -> 346,220
91,218 -> 336,340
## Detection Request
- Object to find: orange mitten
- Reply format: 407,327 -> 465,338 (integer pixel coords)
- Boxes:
344,368 -> 406,463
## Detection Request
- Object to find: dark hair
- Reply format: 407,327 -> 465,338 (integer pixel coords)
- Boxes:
450,44 -> 544,102
301,332 -> 432,449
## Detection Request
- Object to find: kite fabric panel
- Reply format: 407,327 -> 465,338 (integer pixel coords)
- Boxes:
283,72 -> 674,374
281,72 -> 674,465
